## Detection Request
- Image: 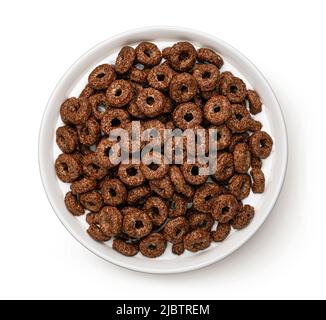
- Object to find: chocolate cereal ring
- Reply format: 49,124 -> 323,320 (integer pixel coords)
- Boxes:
231,204 -> 255,230
77,117 -> 100,146
89,93 -> 110,121
95,137 -> 121,169
169,73 -> 198,103
211,194 -> 239,223
136,88 -> 165,118
172,102 -> 203,130
228,132 -> 249,152
144,196 -> 168,227
220,76 -> 247,104
168,193 -> 188,218
106,79 -> 133,108
168,42 -> 197,72
55,153 -> 81,183
233,143 -> 251,173
80,191 -> 103,212
56,126 -> 78,154
249,131 -> 273,159
88,64 -> 116,90
172,242 -> 185,255
86,212 -> 100,225
127,185 -> 151,205
213,152 -> 234,181
211,223 -> 231,242
164,217 -> 189,244
70,177 -> 97,195
115,46 -> 136,74
122,208 -> 152,239
247,90 -> 262,115
82,153 -> 108,180
140,153 -> 169,180
169,165 -> 194,198
189,213 -> 214,232
181,162 -> 209,185
60,97 -> 91,125
210,125 -> 232,151
99,206 -> 123,236
192,63 -> 220,92
118,163 -> 145,187
149,176 -> 174,199
101,178 -> 127,206
197,48 -> 224,69
135,42 -> 162,66
112,239 -> 139,257
100,109 -> 130,135
87,224 -> 111,242
64,191 -> 84,216
193,182 -> 221,213
129,66 -> 149,84
203,95 -> 231,125
250,167 -> 265,193
183,229 -> 211,253
226,104 -> 251,133
147,64 -> 174,91
228,174 -> 251,200
251,155 -> 262,169
139,233 -> 167,258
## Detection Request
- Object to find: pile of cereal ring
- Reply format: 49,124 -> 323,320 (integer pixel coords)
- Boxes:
55,41 -> 273,258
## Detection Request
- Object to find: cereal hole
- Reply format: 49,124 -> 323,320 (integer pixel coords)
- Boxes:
191,166 -> 199,176
126,166 -> 138,176
183,112 -> 194,122
135,220 -> 144,229
146,96 -> 155,105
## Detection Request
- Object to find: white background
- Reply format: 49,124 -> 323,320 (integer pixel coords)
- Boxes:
0,0 -> 325,300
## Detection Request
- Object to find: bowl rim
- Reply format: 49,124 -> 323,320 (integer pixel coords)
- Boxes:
38,26 -> 288,274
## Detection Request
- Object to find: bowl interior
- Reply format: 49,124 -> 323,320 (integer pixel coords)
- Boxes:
39,27 -> 287,273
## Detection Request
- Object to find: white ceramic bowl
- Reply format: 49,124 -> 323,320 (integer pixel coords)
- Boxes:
39,27 -> 287,274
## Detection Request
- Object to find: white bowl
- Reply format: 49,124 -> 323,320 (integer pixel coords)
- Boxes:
39,27 -> 287,274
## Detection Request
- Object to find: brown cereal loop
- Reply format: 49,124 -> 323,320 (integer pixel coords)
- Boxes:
77,117 -> 100,146
136,88 -> 165,118
118,163 -> 145,187
127,185 -> 151,205
228,174 -> 251,200
211,223 -> 231,242
226,104 -> 251,133
106,80 -> 133,108
172,102 -> 203,130
233,143 -> 251,173
247,90 -> 262,114
192,63 -> 220,92
168,193 -> 188,218
95,137 -> 120,169
163,217 -> 189,244
127,100 -> 146,119
60,97 -> 91,125
113,239 -> 139,257
249,131 -> 273,159
181,162 -> 209,185
55,153 -> 81,183
115,46 -> 136,74
169,165 -> 194,198
139,233 -> 167,258
87,224 -> 111,242
89,93 -> 110,120
135,42 -> 162,66
56,126 -> 78,154
149,176 -> 174,199
140,153 -> 169,180
231,204 -> 255,230
172,242 -> 185,255
70,177 -> 97,195
147,64 -> 174,91
144,196 -> 168,227
100,109 -> 130,135
251,155 -> 262,168
64,191 -> 84,216
197,48 -> 224,69
228,132 -> 249,152
79,84 -> 96,99
220,76 -> 247,104
168,42 -> 197,72
130,66 -> 149,83
213,152 -> 234,181
169,73 -> 198,103
184,229 -> 211,253
210,125 -> 232,151
86,212 -> 99,225
82,153 -> 108,180
99,206 -> 123,236
212,194 -> 239,223
101,178 -> 127,206
122,208 -> 152,239
189,213 -> 214,232
80,191 -> 103,212
193,182 -> 221,213
203,95 -> 231,125
88,64 -> 116,90
250,167 -> 265,193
